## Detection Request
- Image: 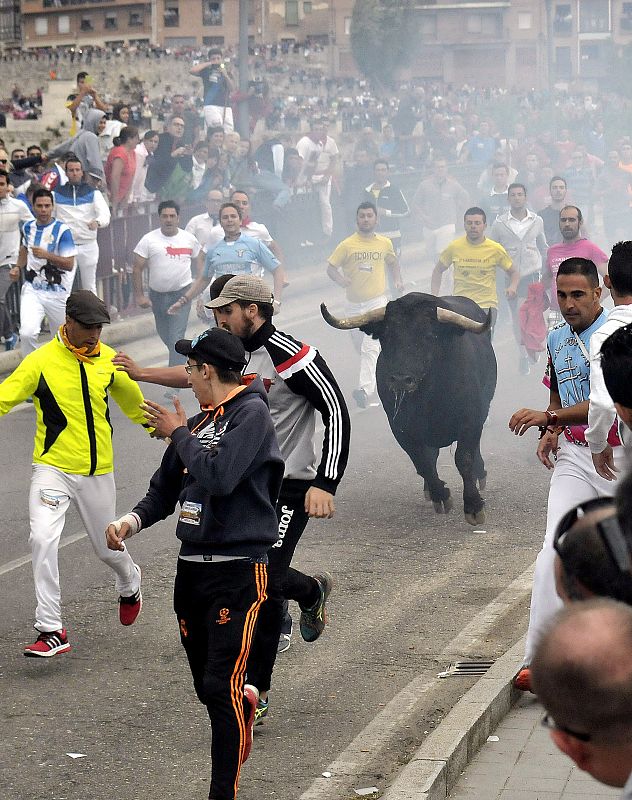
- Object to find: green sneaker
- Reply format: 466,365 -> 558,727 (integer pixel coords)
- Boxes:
299,572 -> 333,642
254,696 -> 269,726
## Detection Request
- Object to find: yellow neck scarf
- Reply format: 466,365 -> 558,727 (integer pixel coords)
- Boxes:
58,325 -> 101,364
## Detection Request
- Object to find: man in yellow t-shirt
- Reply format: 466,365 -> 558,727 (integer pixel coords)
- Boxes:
327,201 -> 403,408
431,206 -> 519,327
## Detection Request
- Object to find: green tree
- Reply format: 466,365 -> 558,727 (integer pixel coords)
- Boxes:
350,0 -> 417,89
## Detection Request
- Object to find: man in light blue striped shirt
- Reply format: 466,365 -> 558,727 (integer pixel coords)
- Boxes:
11,187 -> 77,354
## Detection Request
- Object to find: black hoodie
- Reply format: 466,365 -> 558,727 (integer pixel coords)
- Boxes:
133,378 -> 284,558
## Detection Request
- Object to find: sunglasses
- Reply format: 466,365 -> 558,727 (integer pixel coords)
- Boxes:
554,497 -> 630,573
541,713 -> 591,742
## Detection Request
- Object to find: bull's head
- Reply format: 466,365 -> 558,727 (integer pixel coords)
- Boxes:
321,293 -> 490,394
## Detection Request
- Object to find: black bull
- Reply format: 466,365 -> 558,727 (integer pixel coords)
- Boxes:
321,292 -> 497,525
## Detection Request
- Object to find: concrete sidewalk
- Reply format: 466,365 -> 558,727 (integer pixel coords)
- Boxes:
449,695 -> 618,800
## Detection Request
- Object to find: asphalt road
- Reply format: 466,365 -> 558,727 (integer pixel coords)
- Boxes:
0,260 -> 553,800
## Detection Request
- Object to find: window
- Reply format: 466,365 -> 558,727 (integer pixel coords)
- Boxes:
554,4 -> 572,33
34,17 -> 48,35
622,2 -> 632,29
420,14 -> 437,39
105,13 -> 117,30
304,1 -> 312,12
203,0 -> 222,26
466,13 -> 501,35
555,45 -> 572,76
344,16 -> 351,35
129,11 -> 143,26
58,15 -> 70,34
285,0 -> 299,26
579,0 -> 610,33
518,11 -> 532,29
80,16 -> 94,32
164,0 -> 179,27
203,35 -> 225,45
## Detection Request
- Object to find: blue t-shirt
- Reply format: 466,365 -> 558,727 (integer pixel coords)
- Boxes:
201,67 -> 229,107
204,233 -> 279,280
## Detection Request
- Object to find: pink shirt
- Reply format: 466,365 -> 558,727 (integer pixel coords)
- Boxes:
546,238 -> 608,308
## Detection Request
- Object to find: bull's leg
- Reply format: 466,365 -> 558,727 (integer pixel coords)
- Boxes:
455,439 -> 485,525
474,446 -> 487,490
410,445 -> 452,514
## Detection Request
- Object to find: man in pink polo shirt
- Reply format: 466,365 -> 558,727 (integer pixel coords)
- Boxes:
547,206 -> 608,311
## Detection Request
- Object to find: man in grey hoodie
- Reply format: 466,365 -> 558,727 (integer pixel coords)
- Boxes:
47,109 -> 106,185
489,182 -> 548,373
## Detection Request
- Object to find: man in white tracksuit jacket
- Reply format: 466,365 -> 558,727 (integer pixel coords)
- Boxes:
53,156 -> 110,294
586,240 -> 632,477
489,183 -> 548,372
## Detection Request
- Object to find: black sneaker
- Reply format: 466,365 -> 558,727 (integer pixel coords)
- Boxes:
299,572 -> 333,642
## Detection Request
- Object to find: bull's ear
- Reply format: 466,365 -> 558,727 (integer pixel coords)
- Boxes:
360,322 -> 384,340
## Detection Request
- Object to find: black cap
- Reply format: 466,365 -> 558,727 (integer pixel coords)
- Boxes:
66,290 -> 110,325
175,328 -> 246,371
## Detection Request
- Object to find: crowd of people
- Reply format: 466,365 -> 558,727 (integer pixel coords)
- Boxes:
5,42 -> 632,800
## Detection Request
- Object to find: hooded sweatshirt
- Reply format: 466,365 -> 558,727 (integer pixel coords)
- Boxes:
48,109 -> 106,182
132,378 -> 284,558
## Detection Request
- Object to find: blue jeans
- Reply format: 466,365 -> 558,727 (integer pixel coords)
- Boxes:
149,286 -> 191,367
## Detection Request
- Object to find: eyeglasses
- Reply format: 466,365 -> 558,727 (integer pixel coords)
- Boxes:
554,497 -> 630,574
541,713 -> 591,742
184,363 -> 204,374
0,159 -> 7,164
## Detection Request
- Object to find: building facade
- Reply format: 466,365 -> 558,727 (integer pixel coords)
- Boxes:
15,1 -> 632,88
0,0 -> 20,47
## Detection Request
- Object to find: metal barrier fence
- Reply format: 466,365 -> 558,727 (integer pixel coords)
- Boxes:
6,161 -> 484,330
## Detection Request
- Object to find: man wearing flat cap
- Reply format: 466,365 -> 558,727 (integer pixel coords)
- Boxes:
0,289 -> 152,657
106,326 -> 284,800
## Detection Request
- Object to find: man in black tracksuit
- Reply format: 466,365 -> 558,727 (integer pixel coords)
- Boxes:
363,158 -> 410,258
112,275 -> 351,726
106,327 -> 284,800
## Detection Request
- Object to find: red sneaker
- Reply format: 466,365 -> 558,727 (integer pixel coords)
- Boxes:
514,667 -> 533,693
119,565 -> 142,626
24,629 -> 71,658
242,684 -> 259,763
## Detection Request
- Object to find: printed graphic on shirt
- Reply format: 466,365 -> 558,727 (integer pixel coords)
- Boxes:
179,501 -> 202,526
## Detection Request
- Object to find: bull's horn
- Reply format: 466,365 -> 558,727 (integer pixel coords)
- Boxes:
436,306 -> 491,333
320,303 -> 386,330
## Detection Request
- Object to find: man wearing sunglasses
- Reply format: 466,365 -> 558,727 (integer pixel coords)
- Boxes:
531,599 -> 632,797
509,257 -> 626,691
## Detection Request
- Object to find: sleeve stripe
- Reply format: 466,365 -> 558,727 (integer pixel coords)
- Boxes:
304,360 -> 344,481
276,343 -> 315,378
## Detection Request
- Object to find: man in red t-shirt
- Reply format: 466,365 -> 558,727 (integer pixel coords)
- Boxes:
546,205 -> 608,309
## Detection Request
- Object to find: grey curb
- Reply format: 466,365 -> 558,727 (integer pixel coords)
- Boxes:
381,636 -> 525,800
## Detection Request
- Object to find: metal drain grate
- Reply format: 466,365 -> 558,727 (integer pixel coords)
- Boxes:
438,660 -> 494,678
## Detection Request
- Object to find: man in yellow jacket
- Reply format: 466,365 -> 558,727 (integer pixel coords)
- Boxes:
0,290 -> 152,657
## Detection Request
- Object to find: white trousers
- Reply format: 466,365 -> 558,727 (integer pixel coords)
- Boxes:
423,224 -> 456,261
348,294 -> 387,396
317,180 -> 333,238
29,465 -> 140,632
523,438 -> 625,663
19,282 -> 71,356
75,240 -> 99,294
203,104 -> 234,132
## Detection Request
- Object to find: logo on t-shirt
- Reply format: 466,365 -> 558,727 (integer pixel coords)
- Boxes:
165,245 -> 193,258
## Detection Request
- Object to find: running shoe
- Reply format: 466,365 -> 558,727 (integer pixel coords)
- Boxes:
299,572 -> 333,643
243,684 -> 259,761
4,332 -> 18,351
254,696 -> 269,726
119,565 -> 142,626
24,628 -> 71,658
514,667 -> 533,693
277,633 -> 292,654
